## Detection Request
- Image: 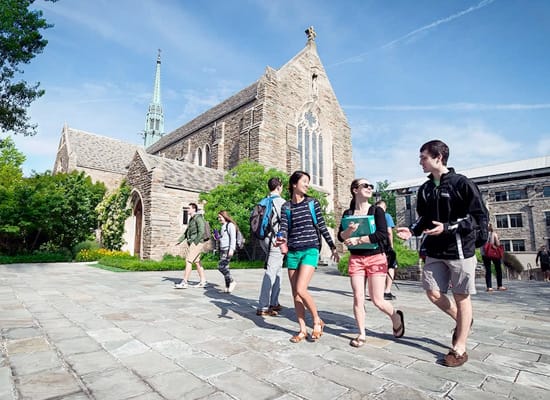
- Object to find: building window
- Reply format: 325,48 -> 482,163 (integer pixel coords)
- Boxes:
502,240 -> 525,252
204,144 -> 211,167
196,148 -> 203,166
495,189 -> 527,201
495,213 -> 523,228
543,186 -> 550,197
297,109 -> 323,186
182,208 -> 189,225
545,211 -> 550,227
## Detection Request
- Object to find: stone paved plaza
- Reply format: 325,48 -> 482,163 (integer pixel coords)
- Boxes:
1,262 -> 550,399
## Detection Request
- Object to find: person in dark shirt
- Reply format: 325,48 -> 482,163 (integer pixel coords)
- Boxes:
338,178 -> 405,348
536,245 -> 550,282
397,140 -> 486,367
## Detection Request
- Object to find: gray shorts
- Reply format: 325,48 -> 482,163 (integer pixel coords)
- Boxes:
422,256 -> 477,295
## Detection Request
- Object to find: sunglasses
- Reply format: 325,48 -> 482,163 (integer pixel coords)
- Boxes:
357,183 -> 375,190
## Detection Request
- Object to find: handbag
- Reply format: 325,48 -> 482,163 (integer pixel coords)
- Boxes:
483,242 -> 504,260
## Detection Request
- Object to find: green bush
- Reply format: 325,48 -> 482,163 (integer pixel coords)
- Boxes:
502,251 -> 524,273
75,248 -> 130,262
0,253 -> 72,264
73,240 -> 99,257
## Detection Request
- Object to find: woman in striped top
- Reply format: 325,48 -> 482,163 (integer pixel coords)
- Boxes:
277,171 -> 339,343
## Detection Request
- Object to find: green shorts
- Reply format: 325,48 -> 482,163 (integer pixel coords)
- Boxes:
286,248 -> 320,270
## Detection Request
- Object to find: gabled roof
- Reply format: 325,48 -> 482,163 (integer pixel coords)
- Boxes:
136,150 -> 224,192
147,82 -> 259,154
387,156 -> 550,191
65,127 -> 141,174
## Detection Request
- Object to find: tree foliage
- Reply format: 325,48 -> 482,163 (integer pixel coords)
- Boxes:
1,0 -> 56,135
0,168 -> 106,254
376,180 -> 396,220
199,160 -> 334,241
96,180 -> 132,250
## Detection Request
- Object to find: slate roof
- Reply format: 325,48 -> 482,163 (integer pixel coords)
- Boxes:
66,128 -> 141,174
137,150 -> 224,192
387,156 -> 550,191
147,82 -> 259,154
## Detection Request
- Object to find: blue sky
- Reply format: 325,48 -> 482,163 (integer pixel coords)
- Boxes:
8,0 -> 550,184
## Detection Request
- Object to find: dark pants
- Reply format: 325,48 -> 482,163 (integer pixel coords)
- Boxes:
482,256 -> 503,288
217,249 -> 233,288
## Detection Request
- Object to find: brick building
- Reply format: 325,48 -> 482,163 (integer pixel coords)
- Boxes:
54,29 -> 354,260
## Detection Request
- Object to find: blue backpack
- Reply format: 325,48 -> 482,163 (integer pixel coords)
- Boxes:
250,195 -> 280,240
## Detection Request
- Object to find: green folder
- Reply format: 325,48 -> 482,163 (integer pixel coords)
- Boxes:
341,215 -> 378,249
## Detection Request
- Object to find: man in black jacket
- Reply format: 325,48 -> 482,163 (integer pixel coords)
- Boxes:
397,140 -> 487,367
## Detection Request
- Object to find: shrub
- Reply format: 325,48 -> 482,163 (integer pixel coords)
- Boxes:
502,251 -> 524,273
73,240 -> 99,257
75,248 -> 130,262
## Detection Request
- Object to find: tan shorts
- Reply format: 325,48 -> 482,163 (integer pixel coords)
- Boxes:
186,242 -> 204,263
422,256 -> 477,295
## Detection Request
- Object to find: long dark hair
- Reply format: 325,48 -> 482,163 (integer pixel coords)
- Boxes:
288,170 -> 311,197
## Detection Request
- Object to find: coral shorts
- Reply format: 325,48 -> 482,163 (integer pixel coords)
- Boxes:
348,253 -> 387,277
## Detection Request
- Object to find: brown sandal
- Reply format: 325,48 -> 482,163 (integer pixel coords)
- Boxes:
393,310 -> 405,338
311,320 -> 325,340
290,331 -> 308,343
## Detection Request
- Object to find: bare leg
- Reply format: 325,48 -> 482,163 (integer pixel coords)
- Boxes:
350,274 -> 367,338
426,289 -> 457,321
452,293 -> 472,354
195,261 -> 206,282
369,274 -> 401,329
384,269 -> 395,293
183,259 -> 193,282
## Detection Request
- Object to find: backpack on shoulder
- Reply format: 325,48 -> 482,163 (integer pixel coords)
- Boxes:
202,218 -> 212,242
250,195 -> 279,240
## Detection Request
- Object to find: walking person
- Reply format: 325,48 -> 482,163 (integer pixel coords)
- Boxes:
376,199 -> 398,300
536,245 -> 550,282
276,171 -> 339,343
256,177 -> 286,316
339,179 -> 405,348
480,223 -> 506,292
216,210 -> 239,293
174,203 -> 207,289
396,140 -> 488,367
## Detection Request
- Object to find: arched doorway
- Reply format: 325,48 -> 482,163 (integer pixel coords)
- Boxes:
132,193 -> 143,259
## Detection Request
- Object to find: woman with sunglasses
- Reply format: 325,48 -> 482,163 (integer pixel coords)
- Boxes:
276,171 -> 339,343
338,178 -> 405,348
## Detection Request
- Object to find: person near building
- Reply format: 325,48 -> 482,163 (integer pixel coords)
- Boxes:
174,203 -> 207,289
396,140 -> 487,367
375,199 -> 398,300
339,179 -> 405,348
480,223 -> 506,292
276,171 -> 339,343
536,245 -> 550,282
256,177 -> 286,316
216,210 -> 238,293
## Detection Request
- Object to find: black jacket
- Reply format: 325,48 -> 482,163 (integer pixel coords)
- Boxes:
410,168 -> 486,260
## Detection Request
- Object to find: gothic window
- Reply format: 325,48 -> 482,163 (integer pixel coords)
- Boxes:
204,144 -> 211,167
297,109 -> 323,185
196,148 -> 203,166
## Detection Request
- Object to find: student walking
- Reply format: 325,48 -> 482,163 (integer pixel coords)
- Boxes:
375,199 -> 398,300
480,223 -> 506,292
397,140 -> 487,367
256,177 -> 286,316
174,203 -> 207,289
339,179 -> 404,348
216,210 -> 239,293
276,171 -> 339,343
536,245 -> 550,282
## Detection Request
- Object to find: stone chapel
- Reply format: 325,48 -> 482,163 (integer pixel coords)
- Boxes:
53,28 -> 354,260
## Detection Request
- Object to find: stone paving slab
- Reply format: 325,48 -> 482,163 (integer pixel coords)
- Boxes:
1,262 -> 550,399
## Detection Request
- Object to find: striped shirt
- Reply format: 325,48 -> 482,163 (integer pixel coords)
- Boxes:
279,198 -> 335,252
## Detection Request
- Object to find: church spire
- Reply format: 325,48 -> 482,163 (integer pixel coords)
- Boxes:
144,49 -> 164,147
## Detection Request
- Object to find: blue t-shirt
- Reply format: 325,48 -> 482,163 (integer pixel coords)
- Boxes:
385,213 -> 395,229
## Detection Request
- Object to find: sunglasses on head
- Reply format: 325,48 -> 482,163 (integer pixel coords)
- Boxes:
357,183 -> 375,190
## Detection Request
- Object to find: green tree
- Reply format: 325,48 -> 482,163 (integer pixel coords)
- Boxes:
0,137 -> 25,250
1,0 -> 56,135
376,180 -> 396,220
96,180 -> 132,250
199,160 -> 334,240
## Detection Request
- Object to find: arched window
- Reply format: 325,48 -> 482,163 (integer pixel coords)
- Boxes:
204,144 -> 211,167
196,147 -> 203,166
297,109 -> 323,185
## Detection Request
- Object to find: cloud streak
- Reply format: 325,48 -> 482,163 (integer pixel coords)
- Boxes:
343,102 -> 550,111
331,0 -> 496,67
